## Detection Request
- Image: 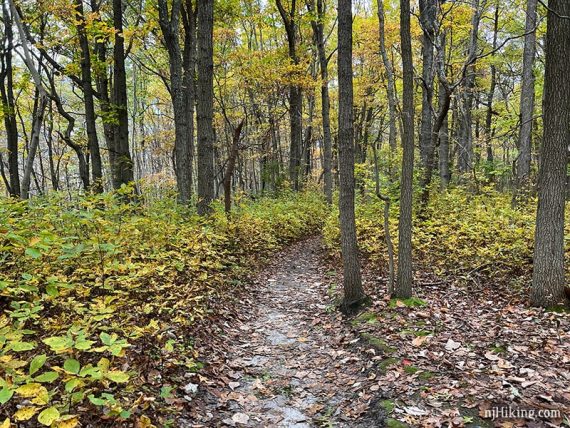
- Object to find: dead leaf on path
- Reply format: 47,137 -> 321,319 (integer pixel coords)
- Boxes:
228,382 -> 240,390
445,338 -> 461,351
412,336 -> 428,347
484,351 -> 501,361
231,413 -> 249,425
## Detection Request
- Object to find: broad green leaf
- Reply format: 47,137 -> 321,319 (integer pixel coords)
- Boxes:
64,358 -> 80,374
43,336 -> 73,352
37,406 -> 60,426
0,387 -> 14,404
25,247 -> 42,258
88,394 -> 106,406
35,371 -> 59,383
105,370 -> 129,383
29,354 -> 47,375
10,341 -> 35,352
64,378 -> 81,393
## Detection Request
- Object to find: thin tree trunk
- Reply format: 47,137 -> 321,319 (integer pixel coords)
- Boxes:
223,120 -> 244,214
377,0 -> 398,151
457,0 -> 481,173
485,3 -> 499,166
530,0 -> 568,308
419,0 -> 437,168
196,0 -> 215,215
395,0 -> 415,299
516,0 -> 538,188
338,0 -> 366,312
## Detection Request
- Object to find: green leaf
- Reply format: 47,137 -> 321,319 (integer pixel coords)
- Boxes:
34,371 -> 59,383
64,358 -> 80,374
37,406 -> 60,426
0,388 -> 14,404
25,247 -> 42,259
45,283 -> 59,297
29,354 -> 47,376
65,378 -> 81,393
105,370 -> 129,383
99,332 -> 114,346
160,385 -> 173,399
10,341 -> 35,352
42,336 -> 73,352
88,394 -> 106,406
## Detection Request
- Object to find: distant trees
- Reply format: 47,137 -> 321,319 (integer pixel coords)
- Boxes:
530,0 -> 568,308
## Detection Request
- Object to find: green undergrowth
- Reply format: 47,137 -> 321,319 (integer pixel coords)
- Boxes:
323,187 -> 570,287
0,189 -> 327,426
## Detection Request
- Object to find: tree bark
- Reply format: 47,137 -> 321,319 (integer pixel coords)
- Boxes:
277,0 -> 302,190
419,0 -> 437,168
196,0 -> 215,215
75,0 -> 103,192
309,0 -> 333,204
485,3 -> 499,166
1,2 -> 20,197
158,0 -> 196,204
530,0 -> 568,308
338,0 -> 366,311
111,0 -> 135,190
457,0 -> 481,173
223,120 -> 244,214
516,0 -> 538,187
395,0 -> 415,299
377,0 -> 398,151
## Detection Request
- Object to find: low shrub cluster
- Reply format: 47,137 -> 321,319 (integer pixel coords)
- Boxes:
323,188 -> 570,287
0,189 -> 327,427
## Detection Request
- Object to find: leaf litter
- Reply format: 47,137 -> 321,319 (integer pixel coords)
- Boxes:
184,238 -> 569,427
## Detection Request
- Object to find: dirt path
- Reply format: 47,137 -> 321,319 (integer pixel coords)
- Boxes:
186,238 -> 379,427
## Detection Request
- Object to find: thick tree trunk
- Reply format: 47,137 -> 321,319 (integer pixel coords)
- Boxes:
111,0 -> 135,190
196,0 -> 215,215
75,0 -> 103,192
1,2 -> 20,197
309,0 -> 333,204
419,0 -> 437,168
516,0 -> 538,187
395,0 -> 415,299
158,0 -> 195,204
438,79 -> 450,188
530,0 -> 568,308
338,0 -> 366,311
377,0 -> 398,151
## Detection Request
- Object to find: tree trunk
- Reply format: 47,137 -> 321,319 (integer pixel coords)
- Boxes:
111,0 -> 135,190
309,0 -> 333,204
196,0 -> 215,215
75,0 -> 103,192
277,0 -> 302,191
338,0 -> 366,312
377,0 -> 398,151
419,0 -> 437,169
158,0 -> 195,204
223,120 -> 244,214
457,0 -> 481,173
530,0 -> 568,308
395,0 -> 415,299
485,3 -> 499,166
1,2 -> 20,197
516,0 -> 538,187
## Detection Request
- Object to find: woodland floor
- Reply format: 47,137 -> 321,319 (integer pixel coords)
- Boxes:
183,238 -> 570,428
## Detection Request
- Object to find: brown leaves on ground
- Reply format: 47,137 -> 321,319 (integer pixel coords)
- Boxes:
182,238 -> 569,427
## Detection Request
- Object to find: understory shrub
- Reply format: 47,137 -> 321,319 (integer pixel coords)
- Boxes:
0,190 -> 327,426
323,187 -> 570,286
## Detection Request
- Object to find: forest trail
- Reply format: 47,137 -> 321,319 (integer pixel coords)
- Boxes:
187,238 -> 379,427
